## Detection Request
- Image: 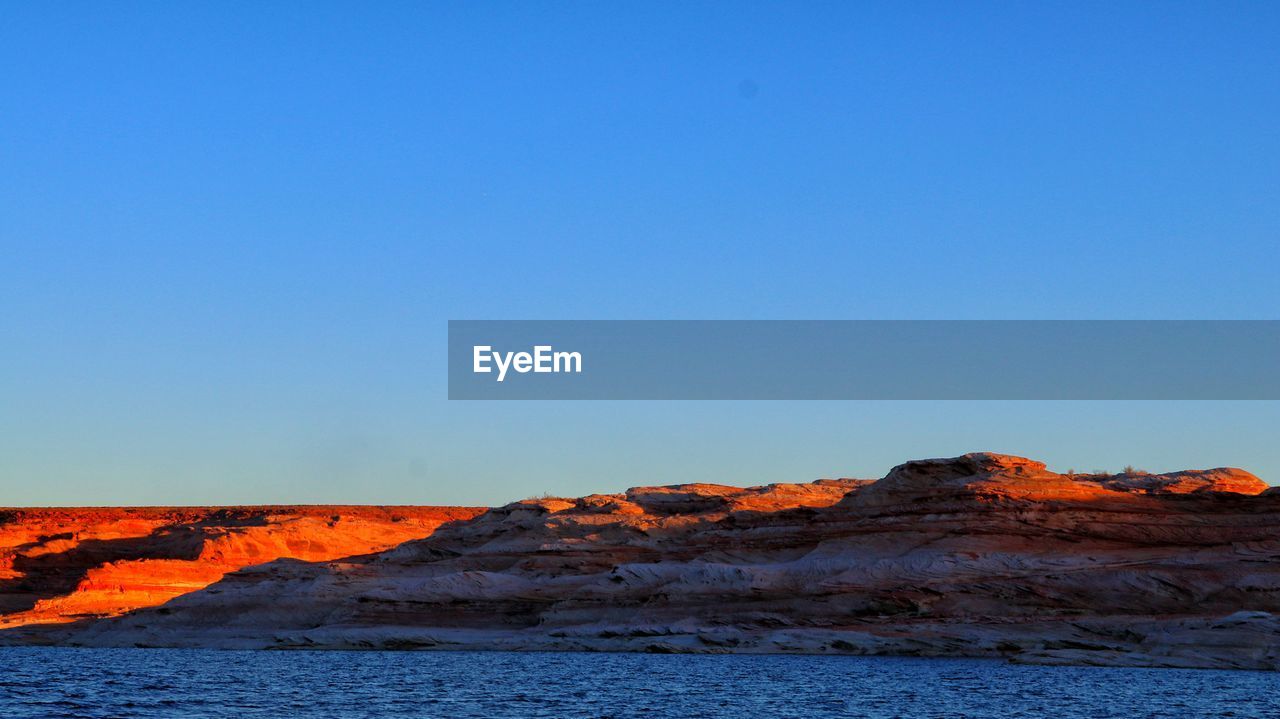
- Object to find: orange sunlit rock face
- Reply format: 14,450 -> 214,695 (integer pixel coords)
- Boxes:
0,506 -> 484,628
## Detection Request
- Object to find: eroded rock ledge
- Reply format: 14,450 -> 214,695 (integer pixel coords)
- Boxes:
5,453 -> 1280,670
0,506 -> 483,629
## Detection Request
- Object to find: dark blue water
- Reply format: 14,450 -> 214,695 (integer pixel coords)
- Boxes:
1,647 -> 1275,718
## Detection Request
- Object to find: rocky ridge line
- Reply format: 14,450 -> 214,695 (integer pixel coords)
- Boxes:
4,454 -> 1279,670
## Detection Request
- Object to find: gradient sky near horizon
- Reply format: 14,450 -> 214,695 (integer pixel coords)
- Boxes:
3,2 -> 1279,506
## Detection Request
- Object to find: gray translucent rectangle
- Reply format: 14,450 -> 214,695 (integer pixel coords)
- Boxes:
447,320 -> 1280,400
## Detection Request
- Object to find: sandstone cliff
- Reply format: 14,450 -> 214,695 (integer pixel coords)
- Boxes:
0,506 -> 482,629
5,454 -> 1280,670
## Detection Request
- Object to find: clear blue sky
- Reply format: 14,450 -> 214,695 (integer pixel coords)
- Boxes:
2,2 -> 1278,505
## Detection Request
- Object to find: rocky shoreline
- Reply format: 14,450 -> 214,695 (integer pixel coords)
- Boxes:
5,453 -> 1280,670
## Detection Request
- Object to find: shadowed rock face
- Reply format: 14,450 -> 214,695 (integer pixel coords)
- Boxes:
5,454 -> 1280,670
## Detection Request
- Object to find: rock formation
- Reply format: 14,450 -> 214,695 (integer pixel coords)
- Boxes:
0,506 -> 482,629
5,454 -> 1280,670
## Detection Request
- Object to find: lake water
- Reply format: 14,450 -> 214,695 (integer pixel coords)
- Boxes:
1,647 -> 1275,718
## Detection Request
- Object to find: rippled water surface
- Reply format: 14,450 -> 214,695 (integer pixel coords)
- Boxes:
1,647 -> 1276,718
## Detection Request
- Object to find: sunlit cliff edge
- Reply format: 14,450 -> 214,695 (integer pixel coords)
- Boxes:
0,506 -> 483,629
5,453 -> 1280,670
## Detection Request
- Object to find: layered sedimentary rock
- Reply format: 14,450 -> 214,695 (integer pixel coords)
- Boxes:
0,506 -> 482,628
6,454 -> 1280,670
